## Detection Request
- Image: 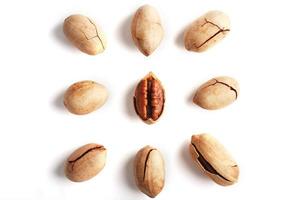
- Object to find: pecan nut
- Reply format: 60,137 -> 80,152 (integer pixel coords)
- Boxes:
134,145 -> 165,198
189,134 -> 239,186
64,143 -> 107,182
133,72 -> 165,124
193,76 -> 239,110
63,14 -> 107,55
131,5 -> 164,56
184,11 -> 230,53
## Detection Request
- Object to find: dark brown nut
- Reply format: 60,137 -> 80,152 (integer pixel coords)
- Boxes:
133,72 -> 165,124
193,76 -> 239,110
189,134 -> 239,186
65,143 -> 107,182
134,145 -> 165,198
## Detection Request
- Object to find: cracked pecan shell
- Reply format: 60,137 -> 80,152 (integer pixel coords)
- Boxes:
134,145 -> 165,198
189,134 -> 239,186
65,143 -> 107,182
133,72 -> 165,124
193,76 -> 239,110
184,11 -> 230,52
63,14 -> 107,55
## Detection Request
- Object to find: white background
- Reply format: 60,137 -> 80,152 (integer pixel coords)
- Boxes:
0,0 -> 299,199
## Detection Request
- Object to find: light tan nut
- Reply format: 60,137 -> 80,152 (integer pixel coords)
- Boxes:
63,14 -> 107,55
189,134 -> 239,186
65,143 -> 107,182
193,76 -> 239,110
131,5 -> 164,56
184,11 -> 230,52
133,72 -> 165,124
64,80 -> 108,115
134,145 -> 165,198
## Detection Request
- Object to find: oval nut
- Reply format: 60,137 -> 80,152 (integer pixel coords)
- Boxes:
64,80 -> 108,115
193,76 -> 239,110
184,11 -> 230,52
131,5 -> 164,56
63,14 -> 107,55
189,134 -> 239,186
65,143 -> 107,182
134,145 -> 165,198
